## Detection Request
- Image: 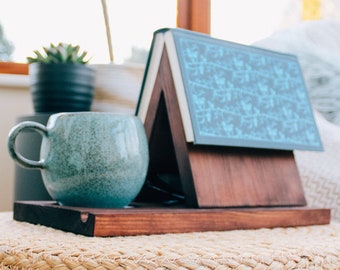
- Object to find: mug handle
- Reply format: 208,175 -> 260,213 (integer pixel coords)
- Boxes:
8,121 -> 48,169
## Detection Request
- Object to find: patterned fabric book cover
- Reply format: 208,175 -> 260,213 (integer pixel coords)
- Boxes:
170,28 -> 323,151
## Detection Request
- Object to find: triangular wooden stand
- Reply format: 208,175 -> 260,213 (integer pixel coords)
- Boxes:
139,47 -> 309,209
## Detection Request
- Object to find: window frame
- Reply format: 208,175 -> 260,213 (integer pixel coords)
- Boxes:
177,0 -> 211,34
0,0 -> 210,75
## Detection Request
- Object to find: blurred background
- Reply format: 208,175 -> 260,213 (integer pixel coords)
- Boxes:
0,0 -> 339,211
1,0 -> 339,65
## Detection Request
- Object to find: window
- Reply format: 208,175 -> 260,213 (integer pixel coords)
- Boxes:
0,0 -> 177,64
1,0 -> 338,67
211,0 -> 299,45
211,0 -> 340,44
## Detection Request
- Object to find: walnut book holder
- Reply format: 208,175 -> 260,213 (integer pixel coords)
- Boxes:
138,47 -> 311,209
135,28 -> 325,215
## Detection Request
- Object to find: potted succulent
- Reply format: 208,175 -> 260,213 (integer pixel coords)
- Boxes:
27,42 -> 95,113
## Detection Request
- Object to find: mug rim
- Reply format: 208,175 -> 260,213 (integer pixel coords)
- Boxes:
48,112 -> 140,125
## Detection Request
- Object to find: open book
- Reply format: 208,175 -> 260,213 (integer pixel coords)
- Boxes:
136,28 -> 323,151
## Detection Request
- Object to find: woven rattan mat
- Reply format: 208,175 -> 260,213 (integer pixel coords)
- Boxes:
1,212 -> 340,269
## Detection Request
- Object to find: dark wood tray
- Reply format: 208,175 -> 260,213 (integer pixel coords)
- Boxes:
13,201 -> 330,237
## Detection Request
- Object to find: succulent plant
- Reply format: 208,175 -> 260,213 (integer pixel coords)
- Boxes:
27,42 -> 90,64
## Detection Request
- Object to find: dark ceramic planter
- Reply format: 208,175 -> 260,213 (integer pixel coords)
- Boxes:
29,63 -> 95,113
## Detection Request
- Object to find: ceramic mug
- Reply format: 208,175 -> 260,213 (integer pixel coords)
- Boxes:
8,112 -> 149,208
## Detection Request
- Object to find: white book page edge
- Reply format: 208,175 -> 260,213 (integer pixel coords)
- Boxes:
164,31 -> 194,142
137,34 -> 165,122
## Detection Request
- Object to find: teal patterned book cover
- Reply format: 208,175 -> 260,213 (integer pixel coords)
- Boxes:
170,28 -> 323,151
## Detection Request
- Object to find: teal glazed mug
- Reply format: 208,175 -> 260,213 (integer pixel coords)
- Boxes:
8,112 -> 149,208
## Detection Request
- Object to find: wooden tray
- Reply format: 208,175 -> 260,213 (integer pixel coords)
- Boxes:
13,201 -> 330,237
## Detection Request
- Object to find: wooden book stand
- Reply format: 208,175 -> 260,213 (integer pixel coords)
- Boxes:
139,47 -> 308,209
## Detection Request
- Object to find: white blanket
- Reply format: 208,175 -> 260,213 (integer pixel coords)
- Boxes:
254,20 -> 340,221
295,111 -> 340,221
254,19 -> 340,125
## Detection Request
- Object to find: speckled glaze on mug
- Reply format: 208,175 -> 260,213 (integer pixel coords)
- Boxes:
8,112 -> 149,208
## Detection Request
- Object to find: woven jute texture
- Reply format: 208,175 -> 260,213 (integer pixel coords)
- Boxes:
0,212 -> 340,270
294,110 -> 340,223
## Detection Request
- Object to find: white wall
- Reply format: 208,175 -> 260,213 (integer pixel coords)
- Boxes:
0,74 -> 33,211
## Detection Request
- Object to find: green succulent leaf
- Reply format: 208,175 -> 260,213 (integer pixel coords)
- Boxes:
27,43 -> 90,64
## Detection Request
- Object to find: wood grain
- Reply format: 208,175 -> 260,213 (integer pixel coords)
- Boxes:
177,0 -> 211,34
188,145 -> 306,207
14,201 -> 331,237
0,62 -> 28,75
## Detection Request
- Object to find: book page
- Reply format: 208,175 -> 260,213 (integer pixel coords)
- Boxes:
137,33 -> 165,122
164,31 -> 194,142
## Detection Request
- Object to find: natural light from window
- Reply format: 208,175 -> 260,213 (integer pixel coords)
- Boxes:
0,0 -> 177,64
2,0 -> 337,65
211,0 -> 300,44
